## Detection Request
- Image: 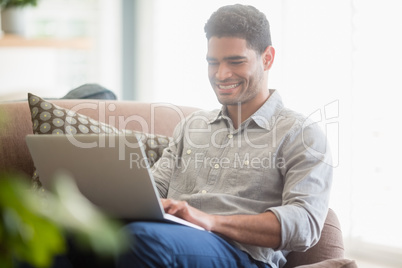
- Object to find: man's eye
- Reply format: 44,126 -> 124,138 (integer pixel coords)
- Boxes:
208,62 -> 218,66
230,61 -> 244,65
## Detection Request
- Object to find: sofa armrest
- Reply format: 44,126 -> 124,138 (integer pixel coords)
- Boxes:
295,258 -> 357,268
284,209 -> 345,267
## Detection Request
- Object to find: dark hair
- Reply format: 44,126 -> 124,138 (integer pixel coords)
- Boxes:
204,4 -> 272,54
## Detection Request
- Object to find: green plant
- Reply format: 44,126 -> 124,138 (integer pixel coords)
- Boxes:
0,175 -> 65,267
0,172 -> 129,268
0,0 -> 37,9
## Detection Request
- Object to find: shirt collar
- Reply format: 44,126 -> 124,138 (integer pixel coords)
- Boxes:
207,89 -> 284,130
251,89 -> 284,130
205,108 -> 225,124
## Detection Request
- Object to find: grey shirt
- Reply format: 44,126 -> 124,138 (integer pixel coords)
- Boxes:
152,90 -> 333,267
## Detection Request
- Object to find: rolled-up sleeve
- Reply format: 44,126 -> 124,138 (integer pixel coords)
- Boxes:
269,119 -> 333,251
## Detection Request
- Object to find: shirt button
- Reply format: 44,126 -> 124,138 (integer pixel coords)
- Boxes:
228,134 -> 233,139
201,190 -> 207,194
186,149 -> 192,155
214,163 -> 220,169
244,160 -> 249,166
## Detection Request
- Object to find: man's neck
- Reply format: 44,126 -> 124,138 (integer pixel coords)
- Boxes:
226,91 -> 271,129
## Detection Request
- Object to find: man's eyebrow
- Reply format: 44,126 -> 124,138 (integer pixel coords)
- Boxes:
224,56 -> 247,61
206,56 -> 247,61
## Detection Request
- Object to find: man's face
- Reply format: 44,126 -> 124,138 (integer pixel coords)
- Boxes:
206,37 -> 267,107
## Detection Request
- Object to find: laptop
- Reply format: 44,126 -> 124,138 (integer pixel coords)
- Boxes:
25,134 -> 204,230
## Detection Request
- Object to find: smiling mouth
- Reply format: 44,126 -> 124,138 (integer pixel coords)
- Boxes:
218,83 -> 240,89
217,82 -> 241,91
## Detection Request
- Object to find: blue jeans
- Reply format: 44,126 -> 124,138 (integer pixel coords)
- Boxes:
117,222 -> 271,268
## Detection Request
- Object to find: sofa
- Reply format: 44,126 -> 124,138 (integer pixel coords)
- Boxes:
0,97 -> 357,268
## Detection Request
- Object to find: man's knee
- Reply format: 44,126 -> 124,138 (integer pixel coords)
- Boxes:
117,222 -> 174,268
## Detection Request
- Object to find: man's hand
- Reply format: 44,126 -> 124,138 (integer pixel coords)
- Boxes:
161,198 -> 215,231
161,198 -> 281,248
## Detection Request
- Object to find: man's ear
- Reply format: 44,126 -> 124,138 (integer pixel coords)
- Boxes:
262,46 -> 275,71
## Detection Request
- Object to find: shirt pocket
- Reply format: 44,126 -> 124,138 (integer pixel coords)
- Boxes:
169,148 -> 207,194
225,151 -> 279,200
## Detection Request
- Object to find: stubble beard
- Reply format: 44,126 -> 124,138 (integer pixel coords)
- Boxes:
213,69 -> 264,107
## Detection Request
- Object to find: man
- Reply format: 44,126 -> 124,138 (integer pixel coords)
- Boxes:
117,4 -> 332,268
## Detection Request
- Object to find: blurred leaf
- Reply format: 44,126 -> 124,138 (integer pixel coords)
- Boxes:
0,0 -> 38,9
0,172 -> 129,267
27,172 -> 129,257
0,175 -> 65,267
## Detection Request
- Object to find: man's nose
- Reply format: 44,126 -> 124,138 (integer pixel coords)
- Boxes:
216,63 -> 232,80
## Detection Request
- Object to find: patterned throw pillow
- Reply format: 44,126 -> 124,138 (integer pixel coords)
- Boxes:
27,93 -> 172,189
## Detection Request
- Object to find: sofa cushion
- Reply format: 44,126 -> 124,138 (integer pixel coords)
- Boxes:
27,93 -> 171,189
